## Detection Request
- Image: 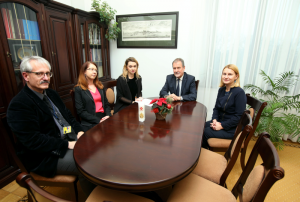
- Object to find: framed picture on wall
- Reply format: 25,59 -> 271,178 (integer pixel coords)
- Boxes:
116,12 -> 179,49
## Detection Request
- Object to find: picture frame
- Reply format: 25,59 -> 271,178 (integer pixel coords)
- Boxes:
12,44 -> 38,62
116,12 -> 179,49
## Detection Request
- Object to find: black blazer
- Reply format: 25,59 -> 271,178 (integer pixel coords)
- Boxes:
212,87 -> 246,132
7,85 -> 83,177
114,75 -> 142,114
74,86 -> 111,128
159,72 -> 197,101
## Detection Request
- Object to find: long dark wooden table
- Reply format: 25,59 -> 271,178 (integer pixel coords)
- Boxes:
74,100 -> 207,192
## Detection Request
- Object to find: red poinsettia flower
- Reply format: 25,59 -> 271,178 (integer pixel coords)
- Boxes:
152,108 -> 159,113
150,98 -> 159,104
157,98 -> 167,106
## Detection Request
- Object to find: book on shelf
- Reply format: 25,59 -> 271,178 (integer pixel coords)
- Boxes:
18,19 -> 25,39
1,8 -> 11,38
7,10 -> 15,38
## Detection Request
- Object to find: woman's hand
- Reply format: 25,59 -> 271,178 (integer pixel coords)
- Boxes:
135,97 -> 143,102
100,116 -> 110,123
210,119 -> 217,127
212,122 -> 223,131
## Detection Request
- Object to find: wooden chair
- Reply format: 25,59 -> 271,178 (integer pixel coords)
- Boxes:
70,89 -> 81,122
192,111 -> 252,187
1,117 -> 79,202
208,94 -> 267,169
102,80 -> 117,114
195,80 -> 199,92
16,172 -> 154,202
167,133 -> 284,202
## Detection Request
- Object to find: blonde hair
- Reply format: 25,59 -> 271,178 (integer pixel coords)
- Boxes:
121,57 -> 141,79
219,64 -> 240,87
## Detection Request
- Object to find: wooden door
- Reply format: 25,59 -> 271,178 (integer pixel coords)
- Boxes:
43,6 -> 77,112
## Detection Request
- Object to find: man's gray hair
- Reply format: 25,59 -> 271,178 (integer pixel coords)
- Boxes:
172,58 -> 185,67
20,56 -> 51,73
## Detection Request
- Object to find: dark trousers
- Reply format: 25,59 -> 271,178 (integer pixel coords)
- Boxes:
82,112 -> 105,132
56,150 -> 96,197
202,121 -> 235,149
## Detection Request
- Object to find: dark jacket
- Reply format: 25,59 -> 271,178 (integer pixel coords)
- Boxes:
114,75 -> 142,114
159,72 -> 197,101
212,87 -> 246,132
7,85 -> 83,177
74,86 -> 111,128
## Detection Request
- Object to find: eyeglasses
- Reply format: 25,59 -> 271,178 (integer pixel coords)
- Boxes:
26,71 -> 53,78
86,68 -> 98,72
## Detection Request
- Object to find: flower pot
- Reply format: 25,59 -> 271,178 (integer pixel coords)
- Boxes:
155,113 -> 167,120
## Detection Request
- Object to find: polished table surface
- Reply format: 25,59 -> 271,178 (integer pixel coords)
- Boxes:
74,101 -> 207,192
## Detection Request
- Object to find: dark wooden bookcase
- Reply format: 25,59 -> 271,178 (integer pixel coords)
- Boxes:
0,0 -> 112,188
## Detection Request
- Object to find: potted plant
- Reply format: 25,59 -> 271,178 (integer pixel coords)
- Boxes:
150,97 -> 173,120
91,0 -> 121,40
244,70 -> 300,150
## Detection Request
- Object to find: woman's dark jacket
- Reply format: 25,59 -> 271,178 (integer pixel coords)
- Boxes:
74,86 -> 111,128
212,87 -> 246,132
114,75 -> 142,114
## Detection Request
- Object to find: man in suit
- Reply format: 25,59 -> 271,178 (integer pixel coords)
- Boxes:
160,58 -> 197,101
7,56 -> 95,196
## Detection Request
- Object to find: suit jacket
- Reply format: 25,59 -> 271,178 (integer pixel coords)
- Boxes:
74,86 -> 111,128
159,72 -> 197,101
114,75 -> 142,114
212,87 -> 246,132
7,85 -> 83,177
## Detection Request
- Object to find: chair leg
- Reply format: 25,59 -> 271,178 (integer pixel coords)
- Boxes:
66,181 -> 79,202
27,190 -> 34,202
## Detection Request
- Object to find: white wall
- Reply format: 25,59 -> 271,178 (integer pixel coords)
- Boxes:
54,0 -> 226,117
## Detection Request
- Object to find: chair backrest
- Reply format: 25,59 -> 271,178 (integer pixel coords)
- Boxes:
195,80 -> 199,92
219,111 -> 253,186
102,80 -> 117,110
232,133 -> 284,202
1,117 -> 28,172
16,172 -> 74,202
70,89 -> 81,122
240,94 -> 267,170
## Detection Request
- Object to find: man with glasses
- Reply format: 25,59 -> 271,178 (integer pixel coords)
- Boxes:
7,56 -> 95,196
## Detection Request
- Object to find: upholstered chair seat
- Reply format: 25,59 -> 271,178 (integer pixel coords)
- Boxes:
192,148 -> 227,184
167,173 -> 236,202
84,185 -> 153,202
30,173 -> 77,184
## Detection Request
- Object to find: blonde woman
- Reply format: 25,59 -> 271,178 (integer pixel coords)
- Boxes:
114,57 -> 143,114
202,64 -> 246,149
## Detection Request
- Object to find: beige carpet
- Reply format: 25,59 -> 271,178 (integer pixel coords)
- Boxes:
225,140 -> 300,202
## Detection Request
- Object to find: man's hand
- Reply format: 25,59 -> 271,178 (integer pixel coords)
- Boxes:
77,131 -> 84,139
100,116 -> 110,123
168,94 -> 181,101
68,141 -> 76,149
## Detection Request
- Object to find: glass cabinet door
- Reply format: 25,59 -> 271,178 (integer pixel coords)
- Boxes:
0,2 -> 43,91
80,24 -> 85,64
88,23 -> 103,78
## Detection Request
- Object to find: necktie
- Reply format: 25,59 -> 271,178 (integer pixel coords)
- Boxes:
43,95 -> 73,138
176,79 -> 180,96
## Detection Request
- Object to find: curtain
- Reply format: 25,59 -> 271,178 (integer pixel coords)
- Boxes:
190,0 -> 300,118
